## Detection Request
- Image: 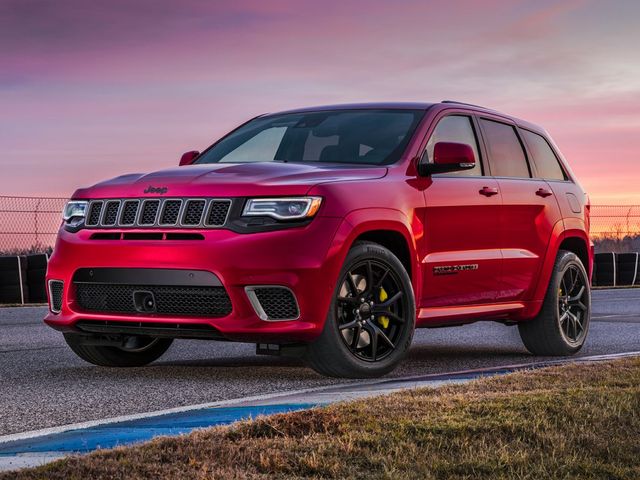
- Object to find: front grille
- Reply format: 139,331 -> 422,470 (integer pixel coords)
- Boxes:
83,198 -> 231,229
48,280 -> 64,313
246,286 -> 299,321
75,283 -> 232,317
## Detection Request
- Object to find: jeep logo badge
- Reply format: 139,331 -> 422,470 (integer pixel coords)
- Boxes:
143,185 -> 168,194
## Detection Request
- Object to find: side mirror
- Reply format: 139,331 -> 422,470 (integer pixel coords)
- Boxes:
179,150 -> 200,166
418,142 -> 476,175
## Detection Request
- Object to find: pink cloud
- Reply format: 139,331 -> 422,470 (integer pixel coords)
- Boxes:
1,0 -> 639,204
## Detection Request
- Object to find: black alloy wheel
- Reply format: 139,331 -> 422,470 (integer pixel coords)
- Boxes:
306,241 -> 415,378
335,259 -> 408,362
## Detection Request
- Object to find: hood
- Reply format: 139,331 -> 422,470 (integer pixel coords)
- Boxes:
73,162 -> 387,199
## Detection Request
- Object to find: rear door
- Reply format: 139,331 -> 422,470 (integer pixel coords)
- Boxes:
420,113 -> 503,307
478,117 -> 563,301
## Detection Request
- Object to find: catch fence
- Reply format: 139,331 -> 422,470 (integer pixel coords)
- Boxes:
0,196 -> 639,254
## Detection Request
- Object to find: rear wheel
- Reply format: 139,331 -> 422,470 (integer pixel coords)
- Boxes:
518,250 -> 591,355
64,334 -> 173,367
306,241 -> 415,378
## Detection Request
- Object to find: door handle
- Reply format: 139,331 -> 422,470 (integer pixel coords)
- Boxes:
536,188 -> 553,198
479,186 -> 499,197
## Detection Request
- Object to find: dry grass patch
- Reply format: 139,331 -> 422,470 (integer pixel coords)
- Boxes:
5,358 -> 640,480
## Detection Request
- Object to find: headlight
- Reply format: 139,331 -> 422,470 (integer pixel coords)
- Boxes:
242,197 -> 322,221
63,200 -> 88,221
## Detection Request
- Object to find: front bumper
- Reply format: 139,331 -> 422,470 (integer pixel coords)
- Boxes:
45,216 -> 344,343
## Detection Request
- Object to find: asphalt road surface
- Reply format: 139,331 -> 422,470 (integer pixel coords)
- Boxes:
1,289 -> 639,436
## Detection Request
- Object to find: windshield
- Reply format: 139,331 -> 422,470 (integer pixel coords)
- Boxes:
195,109 -> 425,166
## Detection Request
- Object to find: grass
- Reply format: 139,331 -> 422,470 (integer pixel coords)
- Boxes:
6,358 -> 640,480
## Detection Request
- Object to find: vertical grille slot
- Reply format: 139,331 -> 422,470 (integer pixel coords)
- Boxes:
48,280 -> 64,314
139,200 -> 160,225
160,200 -> 182,225
119,200 -> 139,226
182,200 -> 206,226
86,201 -> 103,227
102,200 -> 121,226
206,200 -> 231,226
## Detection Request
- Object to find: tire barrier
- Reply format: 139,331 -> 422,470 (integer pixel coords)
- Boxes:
616,252 -> 639,287
0,251 -> 638,304
593,252 -> 616,287
26,253 -> 49,303
0,256 -> 29,304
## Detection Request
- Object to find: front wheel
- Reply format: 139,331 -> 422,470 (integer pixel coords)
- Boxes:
518,250 -> 591,355
306,241 -> 416,378
64,334 -> 173,367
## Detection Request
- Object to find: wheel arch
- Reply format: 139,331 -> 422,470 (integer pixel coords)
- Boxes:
558,235 -> 591,277
354,230 -> 412,280
530,224 -> 592,312
330,208 -> 422,301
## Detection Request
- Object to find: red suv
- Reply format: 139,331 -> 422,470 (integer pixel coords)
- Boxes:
46,102 -> 592,378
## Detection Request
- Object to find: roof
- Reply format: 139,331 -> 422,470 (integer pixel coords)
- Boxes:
267,102 -> 436,116
263,101 -> 547,134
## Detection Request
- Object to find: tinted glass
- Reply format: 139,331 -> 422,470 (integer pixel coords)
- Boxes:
522,130 -> 566,181
195,109 -> 425,165
424,115 -> 482,176
480,119 -> 530,178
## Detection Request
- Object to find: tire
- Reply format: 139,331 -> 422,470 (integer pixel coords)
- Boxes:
306,241 -> 416,378
518,250 -> 591,356
64,334 -> 173,367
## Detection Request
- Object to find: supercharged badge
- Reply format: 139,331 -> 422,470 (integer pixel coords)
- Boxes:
433,264 -> 479,276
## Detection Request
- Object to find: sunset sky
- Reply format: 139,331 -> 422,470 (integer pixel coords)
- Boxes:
1,0 -> 639,204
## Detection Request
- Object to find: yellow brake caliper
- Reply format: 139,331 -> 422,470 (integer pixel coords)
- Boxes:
378,287 -> 390,329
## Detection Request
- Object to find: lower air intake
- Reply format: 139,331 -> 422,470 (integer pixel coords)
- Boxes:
75,283 -> 232,317
245,286 -> 299,321
48,280 -> 64,313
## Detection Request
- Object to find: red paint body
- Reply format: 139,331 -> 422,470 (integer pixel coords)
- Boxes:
45,102 -> 592,343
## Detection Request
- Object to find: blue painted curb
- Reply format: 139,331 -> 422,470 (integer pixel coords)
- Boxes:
0,403 -> 319,455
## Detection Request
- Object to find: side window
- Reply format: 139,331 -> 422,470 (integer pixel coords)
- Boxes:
480,119 -> 530,178
521,130 -> 566,181
424,115 -> 482,176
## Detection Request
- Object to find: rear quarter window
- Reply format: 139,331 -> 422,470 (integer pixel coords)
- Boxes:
521,130 -> 567,181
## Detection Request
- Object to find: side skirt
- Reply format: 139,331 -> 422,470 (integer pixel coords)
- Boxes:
416,301 -> 535,328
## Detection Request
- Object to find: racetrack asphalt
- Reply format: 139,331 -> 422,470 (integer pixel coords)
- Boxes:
1,288 -> 639,436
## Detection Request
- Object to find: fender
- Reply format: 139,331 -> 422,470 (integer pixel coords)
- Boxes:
324,208 -> 423,302
530,219 -> 591,310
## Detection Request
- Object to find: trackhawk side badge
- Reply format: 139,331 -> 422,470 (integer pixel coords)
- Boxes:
143,186 -> 168,194
433,264 -> 479,276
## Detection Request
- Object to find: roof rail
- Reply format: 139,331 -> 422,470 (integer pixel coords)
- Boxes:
441,100 -> 491,109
